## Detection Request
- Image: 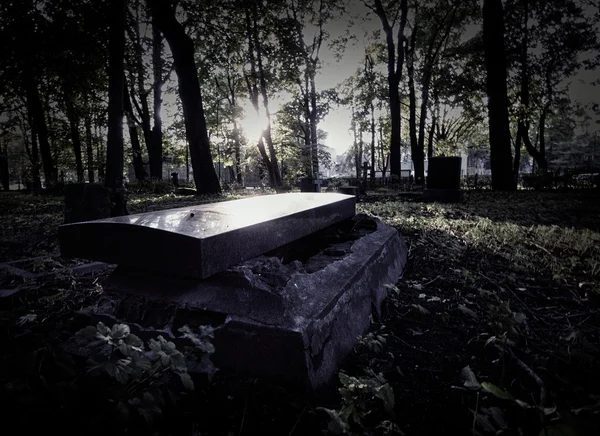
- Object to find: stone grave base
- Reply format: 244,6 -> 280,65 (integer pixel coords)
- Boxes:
72,214 -> 407,390
422,188 -> 464,203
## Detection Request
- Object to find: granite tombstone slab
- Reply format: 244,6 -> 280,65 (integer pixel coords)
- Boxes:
58,193 -> 356,279
74,214 -> 408,390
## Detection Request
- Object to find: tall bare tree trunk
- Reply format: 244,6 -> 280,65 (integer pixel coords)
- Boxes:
24,74 -> 57,188
482,0 -> 516,190
150,0 -> 221,195
105,0 -> 128,216
96,124 -> 105,183
26,115 -> 43,194
151,10 -> 164,180
225,73 -> 243,184
516,0 -> 547,173
406,25 -> 419,177
379,121 -> 388,179
63,86 -> 85,182
370,101 -> 376,184
242,2 -> 280,187
124,75 -> 147,182
0,145 -> 8,191
251,2 -> 281,187
373,0 -> 408,179
427,114 -> 436,159
309,70 -> 319,178
84,106 -> 95,183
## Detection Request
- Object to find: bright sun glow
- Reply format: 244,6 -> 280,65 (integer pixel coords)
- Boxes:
239,106 -> 270,142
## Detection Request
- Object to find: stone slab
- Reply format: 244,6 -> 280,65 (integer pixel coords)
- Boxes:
58,193 -> 356,279
73,215 -> 407,390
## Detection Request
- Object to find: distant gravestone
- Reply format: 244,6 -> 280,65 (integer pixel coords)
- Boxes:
423,156 -> 463,203
300,177 -> 321,192
338,185 -> 359,197
64,183 -> 111,224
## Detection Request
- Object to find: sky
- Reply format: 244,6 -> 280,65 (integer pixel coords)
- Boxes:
239,8 -> 383,158
235,3 -> 600,159
3,2 -> 597,161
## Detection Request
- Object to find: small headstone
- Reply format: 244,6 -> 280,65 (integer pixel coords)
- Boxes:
300,177 -> 321,192
64,183 -> 111,224
338,185 -> 359,197
423,156 -> 463,203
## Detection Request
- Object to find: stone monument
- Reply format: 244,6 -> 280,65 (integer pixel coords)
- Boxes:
423,156 -> 463,203
59,192 -> 407,389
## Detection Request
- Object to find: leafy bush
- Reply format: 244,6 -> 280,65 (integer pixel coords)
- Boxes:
77,321 -> 214,427
319,370 -> 401,435
462,174 -> 492,190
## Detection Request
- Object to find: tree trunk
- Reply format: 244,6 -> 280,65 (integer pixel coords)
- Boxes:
427,115 -> 436,159
373,0 -> 407,179
124,75 -> 148,182
0,146 -> 9,191
28,120 -> 43,195
379,121 -> 388,179
251,2 -> 281,187
370,101 -> 376,184
352,107 -> 359,179
513,125 -> 522,178
150,0 -> 221,195
357,130 -> 364,180
257,137 -> 276,186
309,69 -> 319,178
243,3 -> 280,187
233,123 -> 243,184
538,108 -> 547,162
105,0 -> 128,216
406,29 -> 419,180
303,70 -> 312,175
96,124 -> 105,183
128,6 -> 155,179
150,10 -> 164,180
416,77 -> 431,175
63,86 -> 85,183
226,74 -> 243,184
24,74 -> 57,187
516,0 -> 546,172
84,109 -> 95,183
482,0 -> 516,191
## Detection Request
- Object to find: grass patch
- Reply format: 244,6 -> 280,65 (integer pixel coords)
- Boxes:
0,189 -> 599,435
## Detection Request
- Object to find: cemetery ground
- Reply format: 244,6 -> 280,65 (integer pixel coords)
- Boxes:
1,187 -> 599,436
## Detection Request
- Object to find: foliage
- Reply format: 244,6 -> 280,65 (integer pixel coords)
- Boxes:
75,321 -> 216,426
319,370 -> 400,435
2,183 -> 600,435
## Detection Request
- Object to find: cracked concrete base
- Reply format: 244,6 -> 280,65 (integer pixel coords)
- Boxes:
75,215 -> 407,390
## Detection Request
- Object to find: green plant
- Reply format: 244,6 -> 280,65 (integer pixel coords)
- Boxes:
357,329 -> 389,355
77,322 -> 211,426
319,370 -> 401,435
